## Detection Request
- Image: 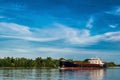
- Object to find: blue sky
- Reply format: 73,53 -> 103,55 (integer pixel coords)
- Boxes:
0,0 -> 120,63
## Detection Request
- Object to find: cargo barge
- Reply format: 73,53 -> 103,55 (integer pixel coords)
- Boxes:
59,58 -> 107,70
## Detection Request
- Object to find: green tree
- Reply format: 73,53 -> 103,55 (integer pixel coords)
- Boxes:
107,62 -> 116,67
35,57 -> 42,67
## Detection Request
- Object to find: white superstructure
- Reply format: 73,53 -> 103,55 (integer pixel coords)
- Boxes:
88,58 -> 104,66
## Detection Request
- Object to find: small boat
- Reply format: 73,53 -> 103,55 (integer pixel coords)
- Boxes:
59,58 -> 107,70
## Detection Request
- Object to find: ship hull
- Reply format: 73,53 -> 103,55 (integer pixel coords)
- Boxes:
60,67 -> 104,70
60,61 -> 106,70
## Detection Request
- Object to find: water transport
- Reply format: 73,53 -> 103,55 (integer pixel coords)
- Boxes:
59,58 -> 107,70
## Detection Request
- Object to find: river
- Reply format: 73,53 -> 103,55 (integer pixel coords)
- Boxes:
0,68 -> 119,80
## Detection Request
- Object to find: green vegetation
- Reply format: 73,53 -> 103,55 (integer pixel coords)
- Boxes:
83,59 -> 90,62
106,62 -> 120,67
0,57 -> 119,68
0,57 -> 60,68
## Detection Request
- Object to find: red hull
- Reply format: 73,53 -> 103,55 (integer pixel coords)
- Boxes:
60,61 -> 107,70
60,67 -> 104,70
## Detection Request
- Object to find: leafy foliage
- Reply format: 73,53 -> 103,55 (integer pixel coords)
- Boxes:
0,57 -> 60,68
106,62 -> 116,67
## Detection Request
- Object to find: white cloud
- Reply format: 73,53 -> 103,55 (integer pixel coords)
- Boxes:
86,17 -> 94,29
109,24 -> 117,28
37,47 -> 80,53
53,23 -> 95,45
0,49 -> 38,58
0,22 -> 62,42
0,22 -> 120,46
0,35 -> 60,42
36,47 -> 120,56
106,6 -> 120,16
11,49 -> 30,53
52,23 -> 120,45
103,31 -> 120,41
0,47 -> 103,57
68,31 -> 120,45
0,22 -> 31,35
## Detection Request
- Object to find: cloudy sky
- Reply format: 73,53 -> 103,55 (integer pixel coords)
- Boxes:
0,0 -> 120,63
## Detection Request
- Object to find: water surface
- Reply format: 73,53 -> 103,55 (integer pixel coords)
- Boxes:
0,68 -> 119,80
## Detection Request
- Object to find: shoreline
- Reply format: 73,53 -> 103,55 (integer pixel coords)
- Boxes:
0,67 -> 58,69
0,67 -> 120,69
108,67 -> 120,68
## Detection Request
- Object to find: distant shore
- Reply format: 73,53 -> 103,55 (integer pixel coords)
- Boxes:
0,67 -> 57,69
0,57 -> 119,69
108,66 -> 120,68
0,66 -> 120,69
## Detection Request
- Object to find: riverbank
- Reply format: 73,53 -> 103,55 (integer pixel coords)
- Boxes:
0,67 -> 58,69
108,66 -> 120,68
0,66 -> 120,69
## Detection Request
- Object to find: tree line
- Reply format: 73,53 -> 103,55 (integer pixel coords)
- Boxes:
0,57 -> 119,68
0,57 -> 61,68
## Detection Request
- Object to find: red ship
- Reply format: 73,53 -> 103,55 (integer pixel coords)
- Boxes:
59,58 -> 107,70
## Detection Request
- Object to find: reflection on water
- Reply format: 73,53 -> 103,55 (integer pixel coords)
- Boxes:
0,68 -> 119,80
1,69 -> 34,80
0,69 -> 60,80
60,69 -> 105,80
89,69 -> 104,80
